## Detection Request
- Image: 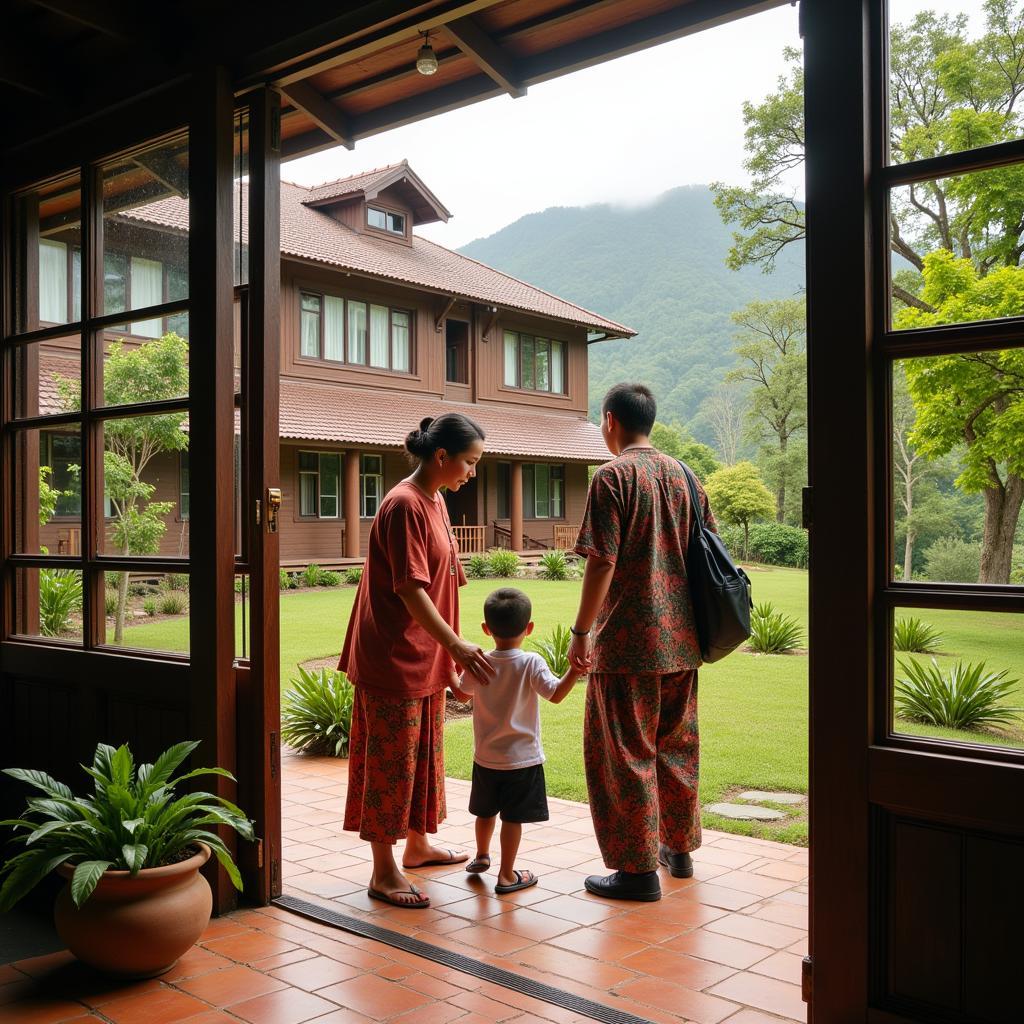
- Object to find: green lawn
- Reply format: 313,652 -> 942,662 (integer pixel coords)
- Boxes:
118,567 -> 1024,845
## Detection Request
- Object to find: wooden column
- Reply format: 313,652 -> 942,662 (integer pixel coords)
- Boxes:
510,461 -> 523,553
344,450 -> 361,559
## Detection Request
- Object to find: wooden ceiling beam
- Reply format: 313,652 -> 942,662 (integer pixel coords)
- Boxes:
28,0 -> 148,43
0,44 -> 53,98
134,150 -> 189,198
279,81 -> 354,151
445,16 -> 525,98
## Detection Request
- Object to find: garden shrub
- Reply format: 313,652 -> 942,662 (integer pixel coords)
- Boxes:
894,616 -> 943,654
1011,545 -> 1024,585
128,581 -> 158,597
157,592 -> 187,616
281,667 -> 355,757
143,598 -> 158,617
344,566 -> 363,585
162,573 -> 189,592
302,563 -> 323,588
923,537 -> 980,583
105,590 -> 119,617
528,624 -> 571,677
233,576 -> 245,594
317,570 -> 342,587
487,548 -> 521,578
465,554 -> 490,579
38,569 -> 82,637
538,550 -> 570,581
721,522 -> 808,567
894,659 -> 1022,730
279,569 -> 294,591
748,601 -> 803,654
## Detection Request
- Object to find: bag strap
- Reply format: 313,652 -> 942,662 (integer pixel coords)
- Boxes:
678,461 -> 702,544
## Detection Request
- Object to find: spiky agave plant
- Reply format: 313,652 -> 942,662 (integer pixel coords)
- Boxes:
528,623 -> 572,677
0,740 -> 253,911
893,616 -> 944,654
748,601 -> 804,654
281,667 -> 355,757
894,659 -> 1023,731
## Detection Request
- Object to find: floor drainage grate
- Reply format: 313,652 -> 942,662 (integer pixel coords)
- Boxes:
273,893 -> 656,1024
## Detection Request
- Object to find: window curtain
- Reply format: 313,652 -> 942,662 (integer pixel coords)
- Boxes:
300,294 -> 320,358
551,341 -> 564,393
324,296 -> 344,361
72,248 -> 82,322
130,257 -> 163,338
370,304 -> 389,367
39,240 -> 68,324
535,339 -> 550,391
503,332 -> 518,387
347,301 -> 367,363
391,311 -> 410,372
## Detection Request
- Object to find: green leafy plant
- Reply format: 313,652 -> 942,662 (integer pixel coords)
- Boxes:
538,550 -> 570,581
487,548 -> 521,578
301,564 -> 323,588
281,667 -> 355,757
162,573 -> 189,592
528,623 -> 572,677
748,601 -> 803,654
279,569 -> 295,591
894,659 -> 1023,731
39,569 -> 82,637
922,536 -> 981,584
143,598 -> 157,617
317,570 -> 341,587
894,617 -> 944,654
344,567 -> 363,585
157,592 -> 187,616
465,554 -> 490,580
0,740 -> 253,911
105,590 -> 119,617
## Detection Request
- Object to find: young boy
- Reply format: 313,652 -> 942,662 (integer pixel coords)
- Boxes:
452,587 -> 579,893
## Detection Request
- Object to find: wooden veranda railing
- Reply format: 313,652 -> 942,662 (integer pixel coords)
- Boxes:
452,525 -> 486,554
553,525 -> 578,551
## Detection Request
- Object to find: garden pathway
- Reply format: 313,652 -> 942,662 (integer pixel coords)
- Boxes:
0,752 -> 808,1023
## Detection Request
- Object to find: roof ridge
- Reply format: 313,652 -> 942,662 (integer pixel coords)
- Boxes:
414,235 -> 634,335
304,162 -> 408,193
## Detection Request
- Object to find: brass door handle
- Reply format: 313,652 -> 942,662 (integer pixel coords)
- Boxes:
267,488 -> 282,533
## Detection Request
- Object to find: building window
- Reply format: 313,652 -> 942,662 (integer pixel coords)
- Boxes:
502,331 -> 566,393
446,320 -> 468,384
496,463 -> 565,520
298,450 -> 341,518
44,433 -> 82,517
298,290 -> 413,373
367,206 -> 406,235
361,455 -> 383,518
39,240 -> 68,323
179,450 -> 190,520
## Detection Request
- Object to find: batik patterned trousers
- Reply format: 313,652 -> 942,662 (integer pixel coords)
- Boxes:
584,671 -> 701,873
343,687 -> 447,844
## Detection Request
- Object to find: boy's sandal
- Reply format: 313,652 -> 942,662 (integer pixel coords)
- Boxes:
494,869 -> 538,894
367,884 -> 431,909
465,854 -> 491,874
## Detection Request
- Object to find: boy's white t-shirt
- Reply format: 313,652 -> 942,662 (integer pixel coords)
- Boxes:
457,648 -> 560,770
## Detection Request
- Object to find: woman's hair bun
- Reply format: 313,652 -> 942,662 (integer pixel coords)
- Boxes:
403,412 -> 486,464
419,416 -> 434,432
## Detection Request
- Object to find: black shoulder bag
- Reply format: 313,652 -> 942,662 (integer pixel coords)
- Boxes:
679,461 -> 753,663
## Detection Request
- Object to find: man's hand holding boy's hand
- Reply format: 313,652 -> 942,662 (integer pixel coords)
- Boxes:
568,629 -> 594,675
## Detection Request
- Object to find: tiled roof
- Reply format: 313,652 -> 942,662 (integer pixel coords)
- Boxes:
299,163 -> 408,204
117,177 -> 635,337
280,379 -> 610,462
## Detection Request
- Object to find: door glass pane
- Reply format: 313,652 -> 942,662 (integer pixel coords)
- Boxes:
12,171 -> 82,334
347,301 -> 367,363
887,3 -> 1024,166
891,353 -> 1022,585
391,310 -> 410,372
324,296 -> 344,361
13,335 -> 81,419
503,332 -> 518,386
105,571 -> 190,656
102,133 -> 189,318
889,163 -> 1024,330
13,425 -> 82,556
99,414 -> 189,555
369,304 -> 389,367
891,606 -> 1024,752
14,567 -> 83,643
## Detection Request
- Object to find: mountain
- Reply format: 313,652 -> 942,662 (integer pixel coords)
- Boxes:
458,185 -> 805,439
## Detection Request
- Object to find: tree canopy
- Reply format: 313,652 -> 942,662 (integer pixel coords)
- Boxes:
704,461 -> 776,558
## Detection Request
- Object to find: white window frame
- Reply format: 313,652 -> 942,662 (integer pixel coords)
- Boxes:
360,454 -> 384,519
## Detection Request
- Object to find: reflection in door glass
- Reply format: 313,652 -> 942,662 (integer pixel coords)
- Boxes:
892,607 -> 1023,752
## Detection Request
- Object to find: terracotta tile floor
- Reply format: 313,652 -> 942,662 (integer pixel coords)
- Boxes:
0,752 -> 808,1023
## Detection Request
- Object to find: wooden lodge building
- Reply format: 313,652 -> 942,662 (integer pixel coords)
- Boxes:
32,161 -> 634,566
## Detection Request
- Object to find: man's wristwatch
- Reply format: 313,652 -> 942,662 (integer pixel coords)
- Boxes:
569,625 -> 591,637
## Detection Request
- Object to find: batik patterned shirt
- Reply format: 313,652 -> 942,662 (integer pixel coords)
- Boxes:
575,448 -> 716,674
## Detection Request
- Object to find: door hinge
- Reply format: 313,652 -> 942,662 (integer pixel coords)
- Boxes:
802,955 -> 812,1003
801,486 -> 813,530
256,838 -> 264,869
255,499 -> 262,526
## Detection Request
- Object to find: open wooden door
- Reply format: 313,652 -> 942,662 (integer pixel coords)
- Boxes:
804,2 -> 1024,1020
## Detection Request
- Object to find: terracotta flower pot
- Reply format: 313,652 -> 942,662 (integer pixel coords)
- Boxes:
54,843 -> 212,978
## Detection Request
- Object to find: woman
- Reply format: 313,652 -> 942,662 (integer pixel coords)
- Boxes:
340,412 -> 494,909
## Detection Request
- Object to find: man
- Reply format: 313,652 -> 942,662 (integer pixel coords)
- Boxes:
570,383 -> 715,901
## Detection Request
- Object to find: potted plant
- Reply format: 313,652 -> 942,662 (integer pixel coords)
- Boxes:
0,740 -> 254,978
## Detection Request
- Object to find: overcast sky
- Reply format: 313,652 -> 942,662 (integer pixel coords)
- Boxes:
286,0 -> 981,249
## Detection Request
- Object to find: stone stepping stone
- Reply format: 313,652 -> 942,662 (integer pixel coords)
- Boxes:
707,802 -> 786,821
738,790 -> 805,805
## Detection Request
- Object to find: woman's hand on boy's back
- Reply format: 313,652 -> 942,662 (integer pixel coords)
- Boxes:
448,635 -> 495,685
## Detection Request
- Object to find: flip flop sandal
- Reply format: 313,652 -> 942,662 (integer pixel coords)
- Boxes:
465,854 -> 491,874
494,869 -> 538,894
402,847 -> 468,868
367,884 -> 431,909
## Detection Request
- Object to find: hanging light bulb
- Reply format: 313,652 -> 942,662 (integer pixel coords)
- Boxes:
416,31 -> 438,76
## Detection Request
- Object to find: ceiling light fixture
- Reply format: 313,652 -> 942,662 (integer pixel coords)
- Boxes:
416,31 -> 438,76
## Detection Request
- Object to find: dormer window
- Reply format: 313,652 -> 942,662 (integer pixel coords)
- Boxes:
367,206 -> 405,236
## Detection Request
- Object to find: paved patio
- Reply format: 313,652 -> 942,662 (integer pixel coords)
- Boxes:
0,752 -> 807,1023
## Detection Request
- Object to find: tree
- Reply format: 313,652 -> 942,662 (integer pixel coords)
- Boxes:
727,298 -> 807,522
701,383 -> 747,465
897,254 -> 1024,583
650,421 -> 721,480
57,333 -> 189,641
39,466 -> 67,528
704,461 -> 776,559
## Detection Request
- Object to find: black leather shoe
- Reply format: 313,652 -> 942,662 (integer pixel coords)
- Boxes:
584,870 -> 661,902
658,844 -> 694,879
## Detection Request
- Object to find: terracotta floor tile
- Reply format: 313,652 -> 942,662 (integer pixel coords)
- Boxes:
395,971 -> 463,1000
749,901 -> 808,930
289,873 -> 366,899
691,846 -> 762,870
296,853 -> 364,873
750,861 -> 808,882
249,949 -> 320,971
516,944 -> 638,989
202,930 -> 299,963
199,918 -> 252,941
704,915 -> 805,950
723,1010 -> 795,1024
0,968 -> 22,985
177,1013 -> 244,1024
0,979 -> 36,1006
301,1008 -> 374,1024
786,936 -> 809,956
315,974 -> 434,1019
9,951 -> 77,978
708,972 -> 806,1021
0,995 -> 91,1024
445,923 -> 536,955
481,906 -> 577,942
530,893 -> 622,925
160,946 -> 233,983
705,871 -> 796,899
297,936 -> 391,972
619,946 -> 737,989
228,987 -> 341,1024
547,927 -> 650,962
664,930 -> 775,971
640,897 -> 730,929
447,988 -> 523,1021
521,869 -> 586,895
617,976 -> 739,1024
437,894 -> 514,922
676,883 -> 762,912
99,986 -> 211,1024
749,950 -> 804,986
594,911 -> 688,944
176,965 -> 287,1005
523,845 -> 594,870
387,1002 -> 466,1024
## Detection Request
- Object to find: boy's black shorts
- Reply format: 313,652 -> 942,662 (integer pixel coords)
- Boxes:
469,763 -> 549,823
